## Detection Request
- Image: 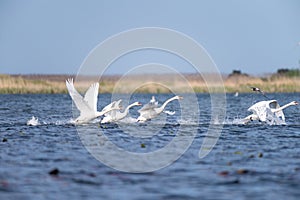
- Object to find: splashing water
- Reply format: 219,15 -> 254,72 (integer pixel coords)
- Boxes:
26,116 -> 40,126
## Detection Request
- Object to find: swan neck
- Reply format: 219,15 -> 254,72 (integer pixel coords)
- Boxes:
117,103 -> 136,119
273,102 -> 293,112
157,97 -> 177,112
122,103 -> 135,114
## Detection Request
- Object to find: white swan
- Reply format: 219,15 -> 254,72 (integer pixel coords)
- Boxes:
27,116 -> 40,126
101,100 -> 142,123
243,100 -> 298,124
101,99 -> 122,118
66,78 -> 119,124
150,96 -> 158,105
137,95 -> 183,122
137,96 -> 158,112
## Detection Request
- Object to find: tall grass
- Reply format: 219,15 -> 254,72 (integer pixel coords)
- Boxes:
0,75 -> 67,94
225,75 -> 300,93
0,74 -> 299,94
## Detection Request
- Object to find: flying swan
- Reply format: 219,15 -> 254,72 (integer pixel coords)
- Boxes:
101,100 -> 142,123
66,78 -> 119,124
242,100 -> 298,124
137,95 -> 183,122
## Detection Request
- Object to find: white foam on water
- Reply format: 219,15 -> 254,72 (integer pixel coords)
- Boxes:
26,116 -> 40,126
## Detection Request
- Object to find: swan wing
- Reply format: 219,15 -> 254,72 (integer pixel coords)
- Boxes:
248,101 -> 268,121
248,101 -> 266,111
272,102 -> 285,121
138,97 -> 158,113
83,82 -> 99,112
138,109 -> 157,119
138,103 -> 158,113
102,101 -> 115,113
102,99 -> 122,117
66,78 -> 92,115
114,99 -> 123,110
265,107 -> 285,124
255,106 -> 268,121
111,100 -> 123,119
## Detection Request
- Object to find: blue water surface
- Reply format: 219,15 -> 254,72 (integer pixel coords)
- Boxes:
0,93 -> 300,200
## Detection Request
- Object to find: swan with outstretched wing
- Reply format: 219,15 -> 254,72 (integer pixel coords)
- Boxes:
66,78 -> 119,124
242,100 -> 298,124
137,95 -> 183,122
101,100 -> 142,123
101,99 -> 122,118
138,96 -> 158,112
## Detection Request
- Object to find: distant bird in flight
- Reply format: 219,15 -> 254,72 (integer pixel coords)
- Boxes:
250,86 -> 269,99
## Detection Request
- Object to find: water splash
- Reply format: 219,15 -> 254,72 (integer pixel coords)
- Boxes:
26,116 -> 40,126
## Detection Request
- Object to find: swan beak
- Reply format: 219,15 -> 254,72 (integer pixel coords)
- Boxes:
137,102 -> 142,106
178,96 -> 184,100
295,101 -> 299,105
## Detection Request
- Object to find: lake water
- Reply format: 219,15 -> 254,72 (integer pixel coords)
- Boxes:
0,93 -> 300,199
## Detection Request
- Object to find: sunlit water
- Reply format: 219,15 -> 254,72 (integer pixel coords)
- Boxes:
0,93 -> 300,199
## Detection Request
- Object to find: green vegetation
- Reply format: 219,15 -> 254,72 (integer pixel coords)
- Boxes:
274,68 -> 300,78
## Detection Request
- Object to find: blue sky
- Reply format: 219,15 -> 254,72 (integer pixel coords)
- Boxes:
0,0 -> 299,75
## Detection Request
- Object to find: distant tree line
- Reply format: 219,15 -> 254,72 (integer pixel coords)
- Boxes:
276,68 -> 300,77
228,70 -> 249,77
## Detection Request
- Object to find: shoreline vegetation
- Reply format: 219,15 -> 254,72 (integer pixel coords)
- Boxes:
0,70 -> 300,94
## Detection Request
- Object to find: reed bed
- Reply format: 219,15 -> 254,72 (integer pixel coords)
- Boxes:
0,74 -> 299,94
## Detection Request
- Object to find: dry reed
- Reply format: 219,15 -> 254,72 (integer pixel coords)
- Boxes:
0,74 -> 299,94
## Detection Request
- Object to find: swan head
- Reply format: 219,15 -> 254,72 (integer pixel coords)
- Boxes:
134,102 -> 142,106
291,101 -> 298,106
176,96 -> 184,100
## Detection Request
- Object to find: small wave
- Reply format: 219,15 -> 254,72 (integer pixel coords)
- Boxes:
219,117 -> 288,126
177,119 -> 199,126
118,117 -> 138,123
24,116 -> 295,128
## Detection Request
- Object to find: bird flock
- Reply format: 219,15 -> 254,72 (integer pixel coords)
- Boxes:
66,79 -> 298,125
66,78 -> 182,124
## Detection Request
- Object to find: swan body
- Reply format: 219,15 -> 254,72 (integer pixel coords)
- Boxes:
137,96 -> 183,122
243,100 -> 298,124
66,78 -> 119,124
101,99 -> 122,119
101,101 -> 142,123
